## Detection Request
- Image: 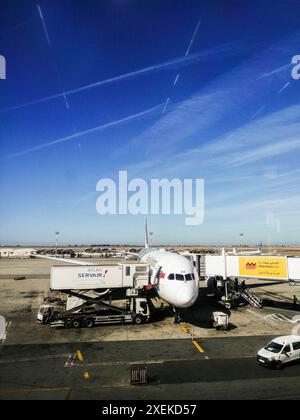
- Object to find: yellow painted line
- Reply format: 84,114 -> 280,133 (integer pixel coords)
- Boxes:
76,350 -> 84,362
192,340 -> 205,354
180,323 -> 190,334
180,327 -> 188,332
83,372 -> 90,380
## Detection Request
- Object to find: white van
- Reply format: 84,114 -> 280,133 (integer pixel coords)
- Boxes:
257,335 -> 300,369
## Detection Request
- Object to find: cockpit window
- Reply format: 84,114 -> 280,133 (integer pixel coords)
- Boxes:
169,273 -> 195,281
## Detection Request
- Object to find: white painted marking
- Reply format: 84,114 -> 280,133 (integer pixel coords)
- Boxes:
247,309 -> 280,326
0,316 -> 6,340
0,354 -> 68,365
268,313 -> 299,324
64,353 -> 73,367
64,352 -> 76,367
247,309 -> 300,328
0,317 -> 10,343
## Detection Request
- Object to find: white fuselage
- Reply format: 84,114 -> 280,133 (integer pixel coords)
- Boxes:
139,248 -> 199,308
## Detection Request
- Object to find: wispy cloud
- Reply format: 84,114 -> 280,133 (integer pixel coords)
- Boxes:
121,98 -> 300,184
168,103 -> 300,173
229,136 -> 300,167
117,31 -> 300,179
207,195 -> 300,220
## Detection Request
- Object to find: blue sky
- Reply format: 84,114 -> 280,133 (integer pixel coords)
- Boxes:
1,0 -> 300,246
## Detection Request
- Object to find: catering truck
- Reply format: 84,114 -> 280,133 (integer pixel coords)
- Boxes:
37,262 -> 151,328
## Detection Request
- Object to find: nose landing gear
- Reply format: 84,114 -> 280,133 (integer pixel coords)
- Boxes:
172,306 -> 183,323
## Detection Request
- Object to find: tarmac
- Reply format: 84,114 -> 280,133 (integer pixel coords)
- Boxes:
0,258 -> 300,399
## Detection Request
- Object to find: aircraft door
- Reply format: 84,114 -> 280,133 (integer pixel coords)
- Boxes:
151,265 -> 162,286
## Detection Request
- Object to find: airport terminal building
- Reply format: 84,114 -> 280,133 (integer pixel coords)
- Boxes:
0,248 -> 36,258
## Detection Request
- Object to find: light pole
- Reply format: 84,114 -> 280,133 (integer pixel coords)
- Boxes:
55,232 -> 60,255
240,233 -> 244,251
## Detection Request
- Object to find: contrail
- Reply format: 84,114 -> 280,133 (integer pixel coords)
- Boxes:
37,4 -> 51,46
185,20 -> 201,57
39,4 -> 72,113
250,104 -> 266,120
162,97 -> 170,114
37,4 -> 70,113
1,39 -> 247,113
63,93 -> 70,110
0,17 -> 35,35
163,20 -> 200,117
4,104 -> 161,159
278,81 -> 290,93
173,73 -> 180,86
258,63 -> 291,80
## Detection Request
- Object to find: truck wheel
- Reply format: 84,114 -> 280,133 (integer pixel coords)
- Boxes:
275,361 -> 282,370
71,319 -> 82,329
133,315 -> 143,325
84,318 -> 94,328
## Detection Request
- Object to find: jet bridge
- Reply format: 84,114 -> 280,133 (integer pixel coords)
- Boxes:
204,252 -> 300,309
205,253 -> 300,282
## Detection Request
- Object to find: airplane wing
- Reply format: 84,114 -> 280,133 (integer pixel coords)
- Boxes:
30,253 -> 94,266
121,251 -> 140,258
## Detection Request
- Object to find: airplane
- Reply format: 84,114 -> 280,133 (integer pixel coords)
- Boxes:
227,247 -> 263,256
227,244 -> 277,256
138,218 -> 199,316
32,218 -> 199,322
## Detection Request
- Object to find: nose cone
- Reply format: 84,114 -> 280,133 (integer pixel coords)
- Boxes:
175,284 -> 198,308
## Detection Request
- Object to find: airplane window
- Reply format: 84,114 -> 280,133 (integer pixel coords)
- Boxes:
185,274 -> 192,281
168,273 -> 175,280
176,274 -> 184,281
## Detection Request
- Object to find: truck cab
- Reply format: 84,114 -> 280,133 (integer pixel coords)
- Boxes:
129,296 -> 150,324
37,304 -> 56,324
257,335 -> 300,369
